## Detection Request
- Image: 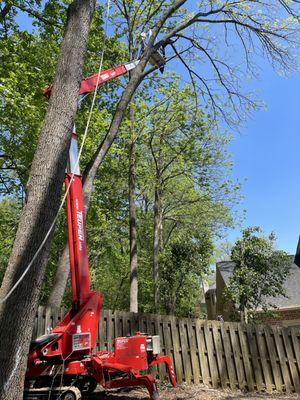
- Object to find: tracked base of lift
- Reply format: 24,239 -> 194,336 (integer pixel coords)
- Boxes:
24,386 -> 81,400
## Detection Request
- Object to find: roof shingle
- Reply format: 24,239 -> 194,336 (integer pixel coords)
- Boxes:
217,259 -> 300,309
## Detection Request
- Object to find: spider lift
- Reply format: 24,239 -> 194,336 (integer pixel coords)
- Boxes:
24,56 -> 176,400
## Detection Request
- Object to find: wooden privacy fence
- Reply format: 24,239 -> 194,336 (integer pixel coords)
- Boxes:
34,307 -> 300,393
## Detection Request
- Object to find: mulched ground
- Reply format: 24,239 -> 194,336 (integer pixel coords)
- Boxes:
89,384 -> 300,400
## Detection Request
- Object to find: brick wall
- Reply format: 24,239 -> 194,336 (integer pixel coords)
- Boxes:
258,307 -> 300,327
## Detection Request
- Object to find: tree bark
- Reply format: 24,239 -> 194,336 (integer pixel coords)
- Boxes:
0,4 -> 11,22
153,177 -> 163,313
0,1 -> 95,399
129,104 -> 138,313
46,245 -> 69,308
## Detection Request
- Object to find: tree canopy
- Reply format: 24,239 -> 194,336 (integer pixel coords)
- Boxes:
224,227 -> 291,322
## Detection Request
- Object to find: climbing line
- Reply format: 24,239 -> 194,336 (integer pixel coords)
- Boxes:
0,0 -> 111,305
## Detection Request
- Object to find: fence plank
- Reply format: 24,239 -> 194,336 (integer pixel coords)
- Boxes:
229,323 -> 246,390
290,328 -> 300,370
52,306 -> 59,328
265,326 -> 283,391
282,329 -> 300,392
132,313 -> 139,335
154,314 -> 164,381
246,325 -> 264,391
273,326 -> 293,393
117,311 -> 123,338
255,326 -> 273,392
98,309 -> 105,350
44,307 -> 52,333
187,320 -> 200,384
163,319 -> 172,371
37,306 -> 45,337
290,328 -> 300,391
139,314 -> 147,334
238,323 -> 254,391
148,315 -> 156,336
178,319 -> 192,383
195,320 -> 210,385
212,324 -> 227,389
204,323 -> 218,388
106,309 -> 113,351
170,317 -> 183,383
221,323 -> 236,390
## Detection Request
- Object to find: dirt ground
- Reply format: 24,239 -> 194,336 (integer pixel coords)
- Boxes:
90,384 -> 300,400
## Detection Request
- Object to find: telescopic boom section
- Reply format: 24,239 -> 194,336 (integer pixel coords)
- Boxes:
44,61 -> 140,98
65,131 -> 90,310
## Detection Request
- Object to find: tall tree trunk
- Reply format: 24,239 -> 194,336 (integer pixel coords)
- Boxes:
46,245 -> 69,308
153,179 -> 163,313
0,2 -> 95,399
47,54 -> 150,308
129,104 -> 138,313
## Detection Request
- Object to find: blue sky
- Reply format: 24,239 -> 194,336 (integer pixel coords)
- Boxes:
16,5 -> 300,254
227,64 -> 300,254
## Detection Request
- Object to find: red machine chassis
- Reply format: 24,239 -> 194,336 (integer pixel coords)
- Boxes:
25,60 -> 175,400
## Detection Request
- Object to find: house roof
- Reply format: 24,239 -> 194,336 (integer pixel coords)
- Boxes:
217,259 -> 300,309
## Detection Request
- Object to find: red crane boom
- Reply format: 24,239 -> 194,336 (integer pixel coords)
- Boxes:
43,61 -> 140,98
